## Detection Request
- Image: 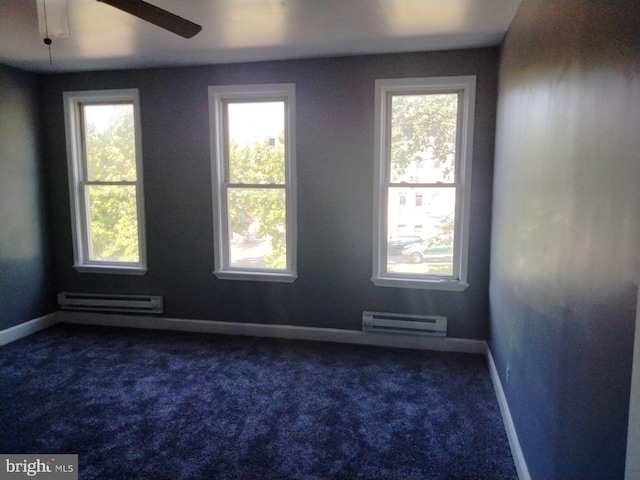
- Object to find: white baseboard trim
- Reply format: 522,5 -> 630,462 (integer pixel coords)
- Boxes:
0,312 -> 60,346
486,347 -> 531,480
58,311 -> 487,354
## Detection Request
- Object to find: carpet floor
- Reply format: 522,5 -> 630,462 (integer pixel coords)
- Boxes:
1,323 -> 516,479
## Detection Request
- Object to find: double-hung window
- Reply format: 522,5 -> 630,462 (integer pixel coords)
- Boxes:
63,89 -> 147,274
372,76 -> 476,290
209,84 -> 297,282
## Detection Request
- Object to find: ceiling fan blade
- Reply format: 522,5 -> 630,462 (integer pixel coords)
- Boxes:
97,0 -> 202,38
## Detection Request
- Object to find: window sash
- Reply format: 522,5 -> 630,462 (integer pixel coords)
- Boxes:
384,88 -> 461,281
82,184 -> 140,264
222,99 -> 288,186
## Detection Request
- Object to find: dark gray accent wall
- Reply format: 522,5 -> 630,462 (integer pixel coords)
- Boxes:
490,1 -> 640,478
0,64 -> 56,329
39,49 -> 498,339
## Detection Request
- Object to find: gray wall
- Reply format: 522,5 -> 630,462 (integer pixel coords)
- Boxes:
0,64 -> 56,329
490,1 -> 640,477
39,49 -> 498,339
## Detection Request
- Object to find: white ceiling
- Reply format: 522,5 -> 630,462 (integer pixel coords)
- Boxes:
0,0 -> 522,73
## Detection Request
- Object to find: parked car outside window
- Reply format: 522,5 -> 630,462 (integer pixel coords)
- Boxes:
402,242 -> 453,264
388,236 -> 423,254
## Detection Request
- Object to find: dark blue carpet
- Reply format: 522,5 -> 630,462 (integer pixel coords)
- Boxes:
1,323 -> 516,479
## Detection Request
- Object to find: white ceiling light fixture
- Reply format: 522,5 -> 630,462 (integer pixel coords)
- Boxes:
36,0 -> 70,63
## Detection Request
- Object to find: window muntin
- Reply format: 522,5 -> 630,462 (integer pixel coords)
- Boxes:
63,90 -> 146,274
209,84 -> 297,282
372,77 -> 475,290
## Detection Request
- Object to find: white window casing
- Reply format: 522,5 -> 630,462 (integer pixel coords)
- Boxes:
63,89 -> 147,275
208,83 -> 297,282
371,76 -> 476,291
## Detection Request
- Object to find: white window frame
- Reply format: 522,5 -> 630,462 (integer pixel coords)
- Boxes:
371,76 -> 476,291
63,89 -> 147,275
208,83 -> 297,282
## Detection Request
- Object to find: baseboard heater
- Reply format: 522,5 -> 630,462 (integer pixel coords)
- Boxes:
362,311 -> 447,337
58,292 -> 163,314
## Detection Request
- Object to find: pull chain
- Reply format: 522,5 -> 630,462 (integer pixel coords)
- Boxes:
44,37 -> 52,65
43,0 -> 53,65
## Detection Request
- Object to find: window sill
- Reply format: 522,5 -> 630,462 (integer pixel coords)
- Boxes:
371,276 -> 469,291
214,270 -> 297,283
74,264 -> 147,275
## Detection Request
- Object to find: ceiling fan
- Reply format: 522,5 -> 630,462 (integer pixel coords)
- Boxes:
97,0 -> 203,38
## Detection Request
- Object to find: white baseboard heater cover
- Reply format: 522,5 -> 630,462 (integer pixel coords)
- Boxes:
362,311 -> 447,337
58,292 -> 163,314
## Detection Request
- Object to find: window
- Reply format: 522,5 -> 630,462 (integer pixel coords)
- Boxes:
372,76 -> 476,290
209,84 -> 297,282
63,89 -> 146,274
